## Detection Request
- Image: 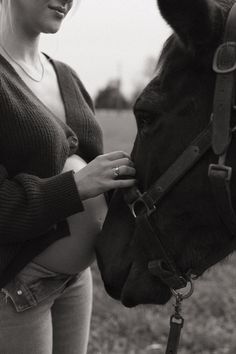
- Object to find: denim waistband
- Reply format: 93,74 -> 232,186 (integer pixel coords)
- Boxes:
1,262 -> 75,312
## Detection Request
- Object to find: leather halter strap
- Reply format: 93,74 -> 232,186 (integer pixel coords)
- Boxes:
138,214 -> 187,289
209,3 -> 236,236
212,3 -> 236,155
126,122 -> 212,219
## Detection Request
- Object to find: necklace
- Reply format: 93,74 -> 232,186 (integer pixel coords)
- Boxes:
0,44 -> 45,83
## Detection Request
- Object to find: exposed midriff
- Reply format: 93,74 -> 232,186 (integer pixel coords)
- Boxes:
33,154 -> 108,274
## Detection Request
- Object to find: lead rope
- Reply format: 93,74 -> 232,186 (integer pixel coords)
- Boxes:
165,279 -> 194,354
165,294 -> 184,354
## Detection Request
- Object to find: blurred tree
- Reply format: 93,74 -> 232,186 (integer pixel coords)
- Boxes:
95,79 -> 130,110
130,56 -> 157,105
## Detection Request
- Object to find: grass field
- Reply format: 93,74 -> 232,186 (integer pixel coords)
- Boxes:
95,109 -> 137,154
88,110 -> 236,354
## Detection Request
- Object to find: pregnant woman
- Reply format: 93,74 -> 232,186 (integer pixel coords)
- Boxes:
0,1 -> 136,353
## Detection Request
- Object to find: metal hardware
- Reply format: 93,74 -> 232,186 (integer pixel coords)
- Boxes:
165,294 -> 184,353
130,195 -> 156,218
208,163 -> 232,181
171,278 -> 194,300
112,166 -> 120,178
165,279 -> 194,353
213,42 -> 236,74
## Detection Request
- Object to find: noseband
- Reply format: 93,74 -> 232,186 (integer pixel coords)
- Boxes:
124,3 -> 236,293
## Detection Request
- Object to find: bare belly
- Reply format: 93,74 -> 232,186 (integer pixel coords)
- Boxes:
33,155 -> 108,274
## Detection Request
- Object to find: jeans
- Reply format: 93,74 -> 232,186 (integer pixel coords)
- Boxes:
0,262 -> 93,354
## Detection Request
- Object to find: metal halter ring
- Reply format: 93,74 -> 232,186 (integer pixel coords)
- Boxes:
171,278 -> 194,300
113,166 -> 120,178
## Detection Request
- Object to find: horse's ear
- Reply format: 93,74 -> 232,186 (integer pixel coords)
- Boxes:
157,0 -> 226,52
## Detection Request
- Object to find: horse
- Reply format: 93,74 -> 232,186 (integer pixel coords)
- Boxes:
95,0 -> 236,308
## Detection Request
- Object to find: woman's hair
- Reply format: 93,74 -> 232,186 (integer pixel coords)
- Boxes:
68,0 -> 82,17
0,0 -> 13,37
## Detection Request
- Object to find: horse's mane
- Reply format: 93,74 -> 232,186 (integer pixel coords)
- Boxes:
216,0 -> 235,9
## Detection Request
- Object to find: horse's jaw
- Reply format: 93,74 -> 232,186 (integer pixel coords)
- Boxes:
96,190 -> 173,307
120,262 -> 172,307
99,257 -> 173,307
98,257 -> 173,307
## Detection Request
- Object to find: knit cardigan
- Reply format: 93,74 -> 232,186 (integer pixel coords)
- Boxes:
0,53 -> 103,287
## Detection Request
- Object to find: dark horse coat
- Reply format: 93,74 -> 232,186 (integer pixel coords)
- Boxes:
96,0 -> 236,307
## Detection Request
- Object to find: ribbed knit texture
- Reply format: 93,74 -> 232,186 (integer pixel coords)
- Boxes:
0,54 -> 103,287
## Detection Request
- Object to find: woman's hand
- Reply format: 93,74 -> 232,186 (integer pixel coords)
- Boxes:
73,151 -> 136,200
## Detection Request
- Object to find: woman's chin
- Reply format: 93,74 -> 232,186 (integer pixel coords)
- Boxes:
41,21 -> 64,35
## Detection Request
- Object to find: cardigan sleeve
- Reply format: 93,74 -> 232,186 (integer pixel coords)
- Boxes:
0,164 -> 84,244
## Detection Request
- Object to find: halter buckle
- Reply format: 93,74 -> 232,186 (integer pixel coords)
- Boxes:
130,193 -> 156,218
208,163 -> 232,181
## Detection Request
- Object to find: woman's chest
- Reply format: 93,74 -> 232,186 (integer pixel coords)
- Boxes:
0,81 -> 71,177
22,62 -> 67,124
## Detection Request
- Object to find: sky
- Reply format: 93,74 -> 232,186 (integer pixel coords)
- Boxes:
41,0 -> 171,98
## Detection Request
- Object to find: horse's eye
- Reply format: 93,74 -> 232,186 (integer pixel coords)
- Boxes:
135,111 -> 154,135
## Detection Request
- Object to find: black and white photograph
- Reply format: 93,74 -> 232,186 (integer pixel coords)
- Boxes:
0,1 -> 236,353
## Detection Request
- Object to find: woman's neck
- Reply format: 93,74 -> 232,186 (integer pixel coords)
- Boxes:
0,26 -> 41,65
0,28 -> 45,84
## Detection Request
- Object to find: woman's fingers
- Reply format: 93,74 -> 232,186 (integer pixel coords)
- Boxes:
113,178 -> 137,188
99,154 -> 135,179
110,156 -> 135,179
102,151 -> 131,161
112,157 -> 134,168
111,166 -> 136,179
104,153 -> 136,180
73,151 -> 137,200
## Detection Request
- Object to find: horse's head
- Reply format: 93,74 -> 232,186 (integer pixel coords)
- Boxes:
96,0 -> 236,307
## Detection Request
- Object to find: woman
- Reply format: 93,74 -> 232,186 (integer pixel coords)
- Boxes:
0,1 -> 136,353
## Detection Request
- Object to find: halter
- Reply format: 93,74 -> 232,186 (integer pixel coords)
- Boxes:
124,3 -> 236,293
121,5 -> 236,354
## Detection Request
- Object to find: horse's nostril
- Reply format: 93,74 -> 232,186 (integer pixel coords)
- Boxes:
148,259 -> 172,276
159,259 -> 171,272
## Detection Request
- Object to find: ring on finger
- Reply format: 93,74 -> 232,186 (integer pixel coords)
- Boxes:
112,166 -> 120,178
